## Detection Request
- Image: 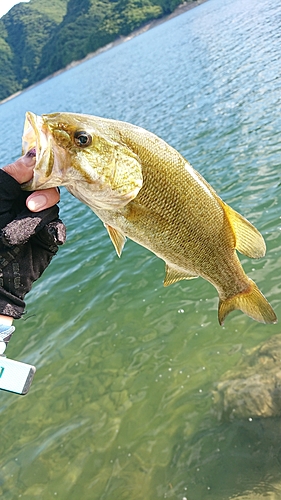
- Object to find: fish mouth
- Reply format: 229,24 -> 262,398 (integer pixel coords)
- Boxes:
21,111 -> 61,191
21,111 -> 143,210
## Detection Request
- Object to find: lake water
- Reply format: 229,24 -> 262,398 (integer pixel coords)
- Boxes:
0,0 -> 281,498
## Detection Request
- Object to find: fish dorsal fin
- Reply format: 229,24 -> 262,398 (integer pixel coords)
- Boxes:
223,203 -> 266,258
105,224 -> 126,257
164,264 -> 198,287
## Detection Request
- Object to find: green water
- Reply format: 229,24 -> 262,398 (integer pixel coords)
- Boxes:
0,0 -> 281,498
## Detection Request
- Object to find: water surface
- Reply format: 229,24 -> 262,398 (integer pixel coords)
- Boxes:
0,0 -> 281,498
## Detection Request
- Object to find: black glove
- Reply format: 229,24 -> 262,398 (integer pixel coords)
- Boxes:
0,170 -> 66,319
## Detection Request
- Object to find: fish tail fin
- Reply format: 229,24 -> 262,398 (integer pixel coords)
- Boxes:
218,279 -> 277,325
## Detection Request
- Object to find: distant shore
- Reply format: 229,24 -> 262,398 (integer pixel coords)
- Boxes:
1,0 -> 208,105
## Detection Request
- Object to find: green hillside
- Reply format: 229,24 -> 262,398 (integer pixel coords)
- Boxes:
0,0 -> 192,102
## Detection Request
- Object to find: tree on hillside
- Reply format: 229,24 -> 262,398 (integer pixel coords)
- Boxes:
0,0 -> 187,102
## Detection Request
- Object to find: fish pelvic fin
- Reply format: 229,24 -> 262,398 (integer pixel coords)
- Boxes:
223,203 -> 266,258
105,224 -> 126,257
218,278 -> 277,325
164,264 -> 198,286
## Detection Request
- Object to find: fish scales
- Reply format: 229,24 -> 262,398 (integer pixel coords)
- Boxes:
92,122 -> 246,292
21,111 -> 277,325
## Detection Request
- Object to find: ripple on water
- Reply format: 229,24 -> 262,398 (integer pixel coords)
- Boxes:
0,0 -> 281,498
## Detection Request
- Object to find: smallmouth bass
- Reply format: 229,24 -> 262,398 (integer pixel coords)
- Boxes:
22,111 -> 277,325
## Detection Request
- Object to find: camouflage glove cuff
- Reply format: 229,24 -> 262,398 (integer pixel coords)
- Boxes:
0,215 -> 66,318
0,169 -> 66,319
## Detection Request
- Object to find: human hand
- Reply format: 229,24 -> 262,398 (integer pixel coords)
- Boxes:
0,152 -> 66,334
3,150 -> 60,211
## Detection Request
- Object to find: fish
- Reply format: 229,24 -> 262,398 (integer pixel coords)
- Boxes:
21,111 -> 277,325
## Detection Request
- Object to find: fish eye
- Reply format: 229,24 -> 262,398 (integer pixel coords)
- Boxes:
74,131 -> 92,147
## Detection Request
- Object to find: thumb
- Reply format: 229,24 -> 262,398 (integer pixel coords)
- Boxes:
26,188 -> 60,212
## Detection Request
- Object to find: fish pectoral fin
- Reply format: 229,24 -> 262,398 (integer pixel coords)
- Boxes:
223,203 -> 266,258
105,224 -> 126,257
164,264 -> 198,287
218,278 -> 277,325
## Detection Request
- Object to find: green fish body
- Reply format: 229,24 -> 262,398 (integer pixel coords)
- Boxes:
22,111 -> 277,324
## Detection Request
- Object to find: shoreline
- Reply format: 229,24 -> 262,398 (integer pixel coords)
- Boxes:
1,0 -> 208,105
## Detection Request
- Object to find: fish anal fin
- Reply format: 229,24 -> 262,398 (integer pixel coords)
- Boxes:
105,224 -> 126,257
164,264 -> 198,287
223,203 -> 266,258
218,278 -> 277,325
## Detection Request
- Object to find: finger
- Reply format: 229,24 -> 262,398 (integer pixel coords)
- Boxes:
3,150 -> 36,184
26,188 -> 60,212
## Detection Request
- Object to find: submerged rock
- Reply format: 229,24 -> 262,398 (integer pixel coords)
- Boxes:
213,334 -> 281,420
